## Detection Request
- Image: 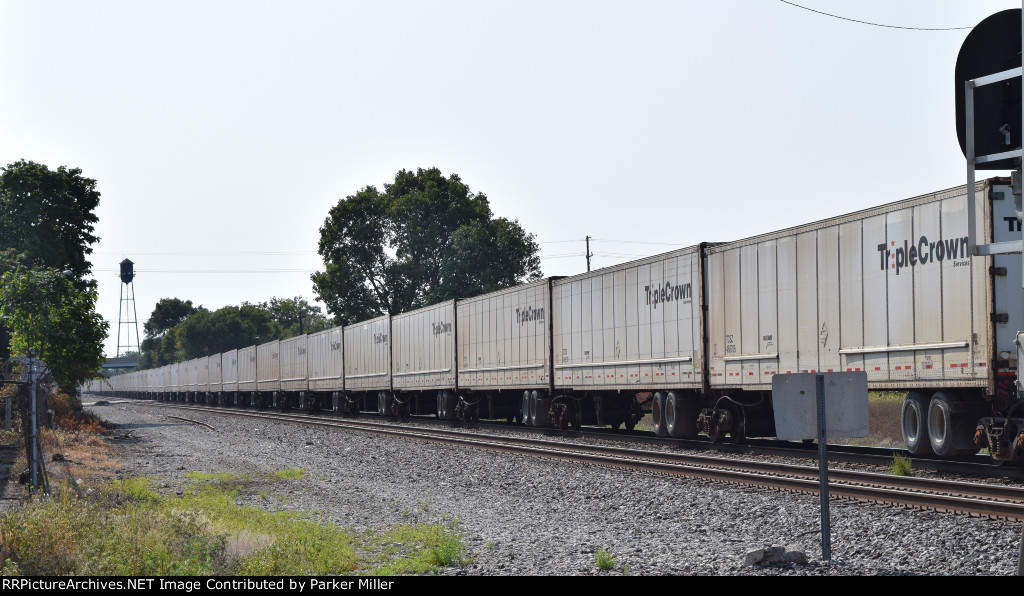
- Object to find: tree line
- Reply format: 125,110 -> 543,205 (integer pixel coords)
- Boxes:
0,160 -> 107,392
135,296 -> 332,369
134,167 -> 542,369
1,159 -> 542,387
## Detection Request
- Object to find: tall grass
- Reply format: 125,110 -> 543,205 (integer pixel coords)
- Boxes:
0,472 -> 466,576
891,451 -> 913,476
0,482 -> 229,575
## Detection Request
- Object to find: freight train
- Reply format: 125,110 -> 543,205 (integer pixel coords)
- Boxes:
86,178 -> 1024,464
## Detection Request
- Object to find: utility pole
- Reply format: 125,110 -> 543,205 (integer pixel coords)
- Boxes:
28,348 -> 39,492
585,236 -> 593,272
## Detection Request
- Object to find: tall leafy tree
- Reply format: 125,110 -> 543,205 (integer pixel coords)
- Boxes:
312,168 -> 542,325
144,298 -> 200,338
0,160 -> 105,391
0,264 -> 108,391
0,160 -> 101,284
175,306 -> 270,360
0,249 -> 27,362
258,296 -> 332,337
138,326 -> 185,369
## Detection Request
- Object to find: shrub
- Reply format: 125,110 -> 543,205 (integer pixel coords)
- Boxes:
596,548 -> 615,571
891,451 -> 913,476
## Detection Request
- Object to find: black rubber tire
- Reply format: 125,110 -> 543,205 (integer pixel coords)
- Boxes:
444,392 -> 458,421
666,391 -> 698,439
725,405 -> 746,444
928,391 -> 979,457
902,391 -> 933,455
570,402 -> 582,432
652,392 -> 667,437
521,391 -> 532,427
532,391 -> 549,427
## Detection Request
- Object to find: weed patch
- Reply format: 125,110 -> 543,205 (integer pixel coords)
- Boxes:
365,520 -> 467,575
270,468 -> 304,481
0,471 -> 467,576
891,452 -> 913,476
596,548 -> 615,571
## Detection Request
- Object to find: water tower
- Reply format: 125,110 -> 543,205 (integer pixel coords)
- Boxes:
116,258 -> 141,357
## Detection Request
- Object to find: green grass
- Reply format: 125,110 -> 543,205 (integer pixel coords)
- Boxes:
0,471 -> 466,576
185,471 -> 249,483
107,476 -> 162,503
891,451 -> 913,476
595,548 -> 615,571
365,521 -> 467,575
830,391 -> 904,448
270,468 -> 305,481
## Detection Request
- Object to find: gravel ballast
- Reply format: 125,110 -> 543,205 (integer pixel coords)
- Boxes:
82,402 -> 1023,576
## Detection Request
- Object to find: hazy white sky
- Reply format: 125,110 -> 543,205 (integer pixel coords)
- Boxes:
0,0 -> 1018,357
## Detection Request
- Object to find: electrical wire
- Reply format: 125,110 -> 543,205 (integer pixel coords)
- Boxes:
778,0 -> 972,31
93,268 -> 317,274
588,238 -> 687,246
96,250 -> 318,256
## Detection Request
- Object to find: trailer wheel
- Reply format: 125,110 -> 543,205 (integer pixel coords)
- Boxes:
652,392 -> 668,437
928,391 -> 979,456
438,391 -> 452,419
441,391 -> 458,421
522,391 -> 533,427
725,405 -> 746,444
666,391 -> 698,439
533,391 -> 550,427
901,391 -> 932,455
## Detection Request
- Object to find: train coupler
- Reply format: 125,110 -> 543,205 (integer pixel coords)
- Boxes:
697,407 -> 733,442
975,418 -> 1023,463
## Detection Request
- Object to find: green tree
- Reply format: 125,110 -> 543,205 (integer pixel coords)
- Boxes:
137,327 -> 184,369
144,298 -> 200,338
0,160 -> 101,284
175,304 -> 280,359
0,249 -> 27,361
0,160 -> 105,391
135,296 -> 334,367
0,265 -> 108,391
312,168 -> 542,325
258,296 -> 332,337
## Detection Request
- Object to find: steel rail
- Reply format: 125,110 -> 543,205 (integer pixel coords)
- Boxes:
143,402 -> 1024,521
165,415 -> 216,431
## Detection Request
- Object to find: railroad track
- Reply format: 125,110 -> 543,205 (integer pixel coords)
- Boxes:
130,401 -> 1024,522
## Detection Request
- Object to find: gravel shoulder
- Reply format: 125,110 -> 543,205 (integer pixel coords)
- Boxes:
83,401 -> 1023,576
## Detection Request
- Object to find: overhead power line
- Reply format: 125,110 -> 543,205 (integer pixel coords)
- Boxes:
542,238 -> 687,247
778,0 -> 971,31
94,268 -> 317,274
96,250 -> 318,256
588,238 -> 687,246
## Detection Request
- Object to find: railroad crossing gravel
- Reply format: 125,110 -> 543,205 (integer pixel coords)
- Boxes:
89,402 -> 1022,576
